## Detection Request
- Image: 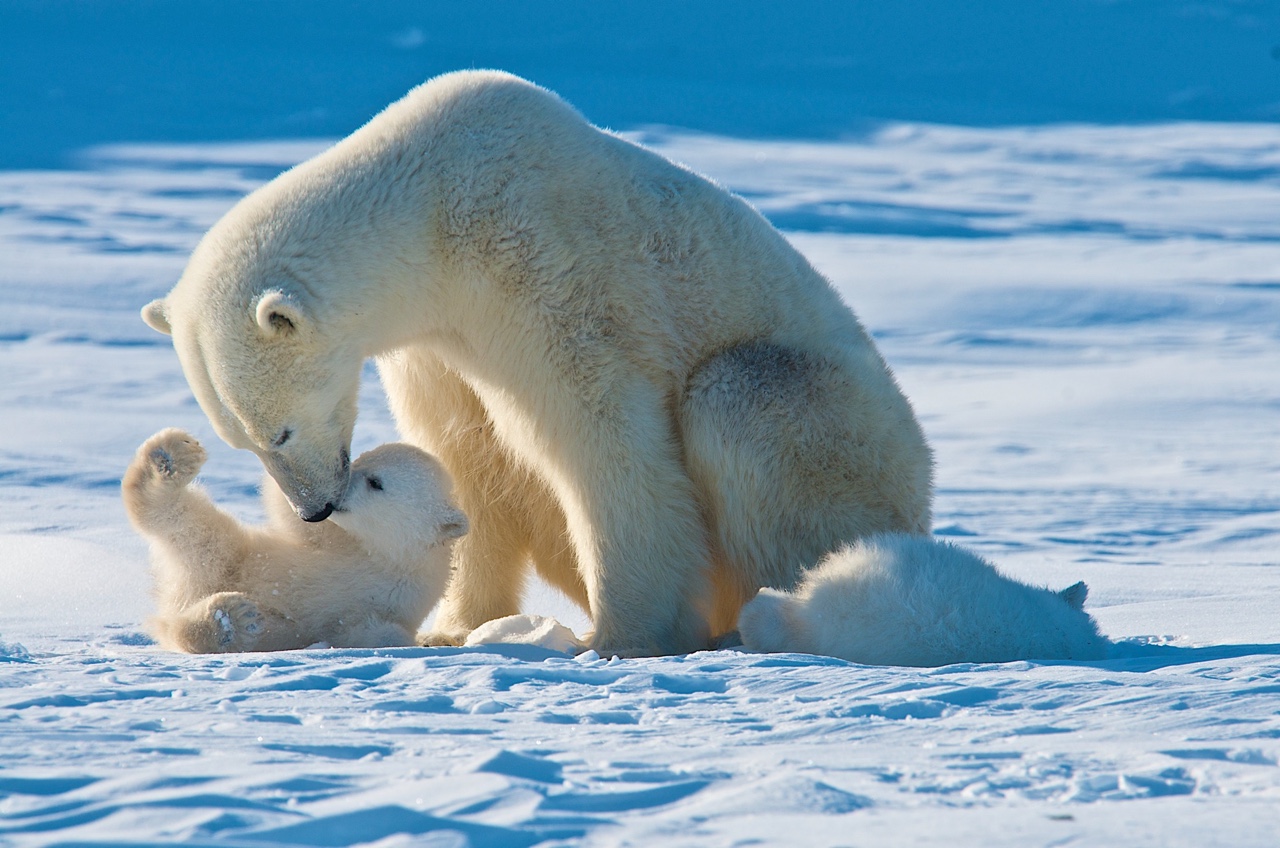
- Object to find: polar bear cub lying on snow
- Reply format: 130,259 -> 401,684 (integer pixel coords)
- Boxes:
739,534 -> 1109,666
123,429 -> 466,653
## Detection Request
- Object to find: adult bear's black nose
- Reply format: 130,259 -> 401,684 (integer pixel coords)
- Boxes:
302,502 -> 335,523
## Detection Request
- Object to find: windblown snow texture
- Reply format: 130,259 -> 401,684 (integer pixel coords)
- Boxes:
2,1 -> 1279,845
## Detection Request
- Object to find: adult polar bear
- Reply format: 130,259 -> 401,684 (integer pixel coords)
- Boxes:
142,70 -> 933,655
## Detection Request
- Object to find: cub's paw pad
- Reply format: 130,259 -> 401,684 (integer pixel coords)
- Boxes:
141,429 -> 206,484
207,593 -> 263,650
147,447 -> 176,477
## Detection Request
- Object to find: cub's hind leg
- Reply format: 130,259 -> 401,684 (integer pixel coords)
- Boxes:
150,592 -> 309,653
150,591 -> 264,653
331,618 -> 416,649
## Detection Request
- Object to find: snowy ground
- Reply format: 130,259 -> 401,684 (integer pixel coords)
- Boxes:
1,118 -> 1278,845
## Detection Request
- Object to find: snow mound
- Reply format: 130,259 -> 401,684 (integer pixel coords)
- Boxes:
464,615 -> 586,655
0,638 -> 30,662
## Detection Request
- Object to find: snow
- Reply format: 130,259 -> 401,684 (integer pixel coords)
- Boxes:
464,616 -> 587,656
3,2 -> 1280,845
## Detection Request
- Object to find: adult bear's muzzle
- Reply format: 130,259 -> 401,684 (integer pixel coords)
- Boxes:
262,447 -> 350,523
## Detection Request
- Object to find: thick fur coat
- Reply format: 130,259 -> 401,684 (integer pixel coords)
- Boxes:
140,71 -> 933,655
123,429 -> 466,652
738,534 -> 1109,666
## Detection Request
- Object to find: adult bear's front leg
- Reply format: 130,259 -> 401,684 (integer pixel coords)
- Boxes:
531,381 -> 715,657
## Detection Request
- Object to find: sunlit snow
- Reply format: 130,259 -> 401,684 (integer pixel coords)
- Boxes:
2,2 -> 1279,845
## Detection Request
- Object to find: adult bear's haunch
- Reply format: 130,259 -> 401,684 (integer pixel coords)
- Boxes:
141,70 -> 933,656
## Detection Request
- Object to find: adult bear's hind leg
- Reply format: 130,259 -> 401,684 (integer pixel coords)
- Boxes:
680,341 -> 932,634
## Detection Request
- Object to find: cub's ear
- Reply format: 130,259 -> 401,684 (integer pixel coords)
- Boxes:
255,289 -> 307,336
438,508 -> 469,541
1059,581 -> 1089,610
141,299 -> 172,335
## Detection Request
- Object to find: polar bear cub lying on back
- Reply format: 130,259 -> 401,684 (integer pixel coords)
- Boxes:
739,534 -> 1109,666
123,429 -> 466,653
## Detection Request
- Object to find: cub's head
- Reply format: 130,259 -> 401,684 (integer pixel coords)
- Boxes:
328,443 -> 468,560
142,185 -> 364,523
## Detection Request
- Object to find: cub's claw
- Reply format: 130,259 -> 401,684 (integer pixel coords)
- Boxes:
205,592 -> 263,652
149,446 -> 176,477
137,428 -> 207,485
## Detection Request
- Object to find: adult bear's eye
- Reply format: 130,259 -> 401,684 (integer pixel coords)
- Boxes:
273,428 -> 292,448
367,476 -> 383,491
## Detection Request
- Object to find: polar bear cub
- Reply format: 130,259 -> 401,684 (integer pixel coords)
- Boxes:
738,534 -> 1109,666
123,428 -> 467,653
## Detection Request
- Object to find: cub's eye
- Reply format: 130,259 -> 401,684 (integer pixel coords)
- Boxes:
273,428 -> 292,448
367,476 -> 383,491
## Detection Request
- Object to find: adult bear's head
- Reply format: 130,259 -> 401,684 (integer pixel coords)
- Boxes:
139,70 -> 544,521
141,195 -> 365,523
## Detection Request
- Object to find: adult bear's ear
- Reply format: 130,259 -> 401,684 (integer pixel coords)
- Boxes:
141,299 -> 172,335
255,289 -> 307,336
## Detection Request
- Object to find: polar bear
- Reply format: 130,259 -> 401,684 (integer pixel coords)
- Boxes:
138,70 -> 933,655
122,428 -> 467,653
738,534 -> 1109,666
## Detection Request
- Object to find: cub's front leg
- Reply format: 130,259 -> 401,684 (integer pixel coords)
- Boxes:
122,428 -> 209,521
123,429 -> 249,604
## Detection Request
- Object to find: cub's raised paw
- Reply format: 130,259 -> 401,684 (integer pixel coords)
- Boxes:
204,591 -> 263,652
139,428 -> 207,486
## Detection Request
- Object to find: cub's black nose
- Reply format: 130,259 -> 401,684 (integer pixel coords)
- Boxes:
302,503 -> 335,523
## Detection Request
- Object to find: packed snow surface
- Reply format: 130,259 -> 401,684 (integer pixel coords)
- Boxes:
4,0 -> 1280,832
2,118 -> 1277,846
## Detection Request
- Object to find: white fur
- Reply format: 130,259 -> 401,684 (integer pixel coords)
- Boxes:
143,70 -> 933,655
122,429 -> 466,653
738,534 -> 1109,666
